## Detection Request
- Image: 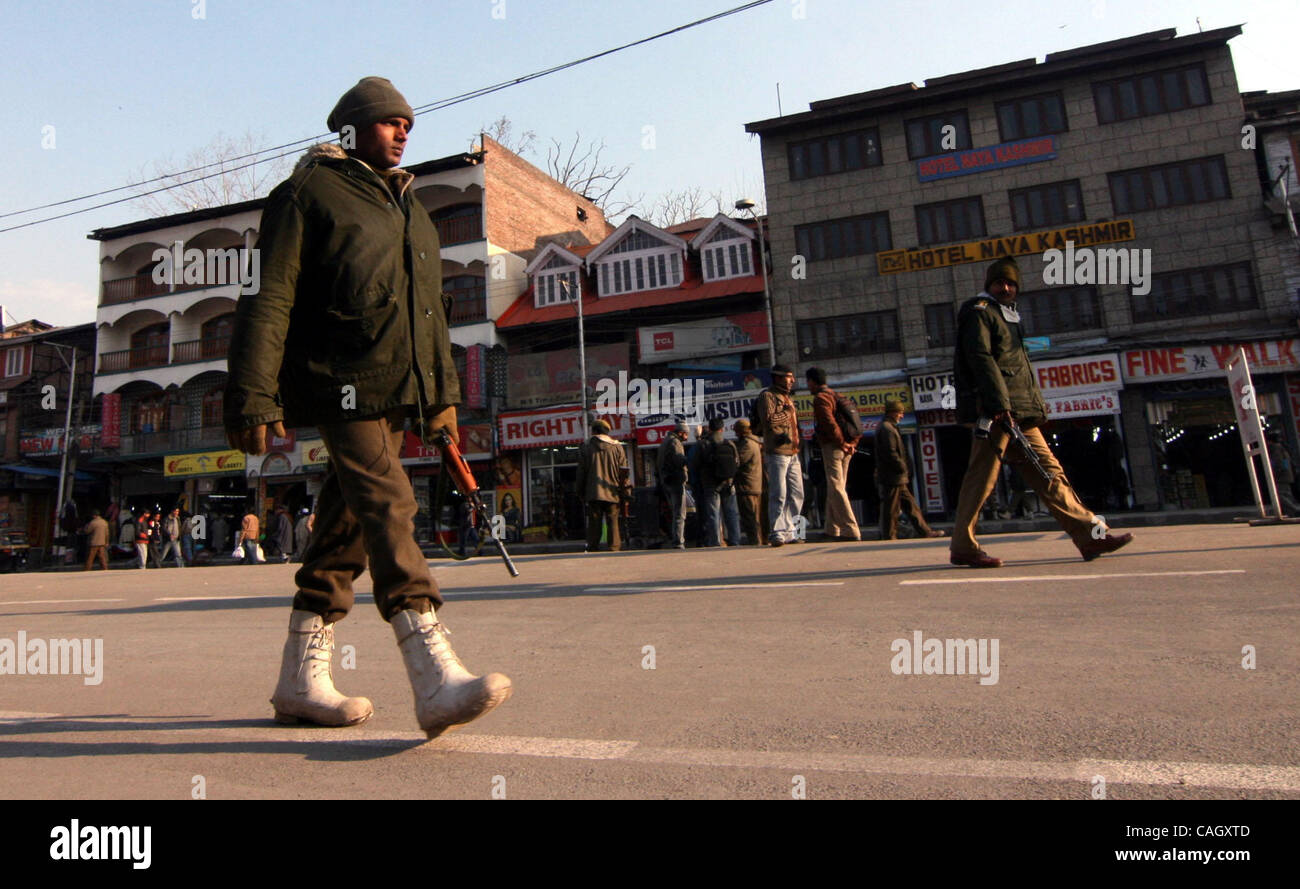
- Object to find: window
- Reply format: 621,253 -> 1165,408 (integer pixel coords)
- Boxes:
3,347 -> 24,377
1009,180 -> 1085,230
905,110 -> 971,158
430,204 -> 482,245
797,310 -> 900,360
130,323 -> 169,368
1093,64 -> 1211,123
200,314 -> 235,359
996,93 -> 1068,141
535,269 -> 579,306
915,197 -> 985,246
201,389 -> 224,427
1018,286 -> 1102,335
794,213 -> 891,263
924,303 -> 956,349
788,128 -> 882,180
1131,262 -> 1258,323
596,250 -> 682,296
1108,156 -> 1230,213
702,235 -> 753,281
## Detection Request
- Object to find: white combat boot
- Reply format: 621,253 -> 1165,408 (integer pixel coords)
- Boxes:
270,610 -> 373,726
391,608 -> 512,739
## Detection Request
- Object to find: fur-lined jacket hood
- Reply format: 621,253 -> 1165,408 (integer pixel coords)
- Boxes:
295,142 -> 414,198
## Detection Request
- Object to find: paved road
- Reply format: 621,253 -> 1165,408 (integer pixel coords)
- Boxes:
1,523 -> 1297,799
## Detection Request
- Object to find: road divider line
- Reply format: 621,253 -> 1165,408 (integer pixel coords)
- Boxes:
584,582 -> 846,593
0,598 -> 125,605
901,570 -> 1247,586
155,594 -> 287,601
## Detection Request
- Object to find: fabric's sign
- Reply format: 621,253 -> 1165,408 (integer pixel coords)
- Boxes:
637,311 -> 770,364
877,220 -> 1135,275
498,406 -> 634,450
1122,340 -> 1299,382
918,428 -> 945,513
1045,391 -> 1121,418
507,343 -> 629,408
917,135 -> 1057,182
164,449 -> 245,477
1033,354 -> 1122,398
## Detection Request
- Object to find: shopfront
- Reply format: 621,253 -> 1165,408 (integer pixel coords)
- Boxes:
1121,340 -> 1299,509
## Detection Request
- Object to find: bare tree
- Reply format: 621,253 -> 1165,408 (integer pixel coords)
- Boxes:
130,131 -> 293,216
646,186 -> 727,228
471,115 -> 538,157
547,133 -> 640,220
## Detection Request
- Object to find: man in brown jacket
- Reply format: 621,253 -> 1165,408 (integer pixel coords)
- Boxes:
875,400 -> 943,540
751,364 -> 803,546
732,418 -> 765,545
807,367 -> 860,541
83,509 -> 109,571
575,419 -> 629,552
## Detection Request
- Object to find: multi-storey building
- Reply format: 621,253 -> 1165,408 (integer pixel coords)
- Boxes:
86,136 -> 610,544
747,26 -> 1296,517
493,213 -> 770,537
0,320 -> 100,554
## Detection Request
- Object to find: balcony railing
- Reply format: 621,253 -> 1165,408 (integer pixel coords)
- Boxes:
99,345 -> 169,373
448,285 -> 487,325
433,213 -> 483,246
101,273 -> 170,305
173,336 -> 232,364
114,424 -> 231,456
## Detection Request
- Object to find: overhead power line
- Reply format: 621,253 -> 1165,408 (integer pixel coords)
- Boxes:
0,0 -> 775,235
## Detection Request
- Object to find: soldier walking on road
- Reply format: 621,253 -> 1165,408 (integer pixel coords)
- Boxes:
225,77 -> 510,736
732,418 -> 765,545
876,400 -> 943,540
949,257 -> 1132,567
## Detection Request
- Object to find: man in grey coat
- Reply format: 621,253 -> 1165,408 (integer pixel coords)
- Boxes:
575,419 -> 629,552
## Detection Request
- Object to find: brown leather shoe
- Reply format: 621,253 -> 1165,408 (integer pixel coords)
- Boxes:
1078,532 -> 1133,562
950,550 -> 1002,568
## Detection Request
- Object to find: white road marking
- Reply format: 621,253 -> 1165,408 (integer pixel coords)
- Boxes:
901,569 -> 1247,586
0,598 -> 125,605
155,594 -> 286,601
585,582 -> 846,593
5,719 -> 1296,791
0,711 -> 61,721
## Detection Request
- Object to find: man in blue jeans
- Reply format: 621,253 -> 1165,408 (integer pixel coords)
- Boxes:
752,365 -> 804,545
698,416 -> 742,546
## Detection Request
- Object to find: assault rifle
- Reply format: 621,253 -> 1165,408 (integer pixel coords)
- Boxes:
436,430 -> 520,578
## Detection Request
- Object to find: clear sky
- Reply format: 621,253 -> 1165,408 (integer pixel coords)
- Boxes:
1,0 -> 1296,328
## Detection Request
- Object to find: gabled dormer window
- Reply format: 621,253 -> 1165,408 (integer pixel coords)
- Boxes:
594,231 -> 683,296
534,253 -> 580,307
701,228 -> 753,281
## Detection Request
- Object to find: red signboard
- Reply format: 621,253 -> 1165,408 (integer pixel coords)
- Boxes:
918,427 -> 945,513
101,393 -> 121,448
465,344 -> 486,410
1122,340 -> 1299,382
497,406 -> 634,450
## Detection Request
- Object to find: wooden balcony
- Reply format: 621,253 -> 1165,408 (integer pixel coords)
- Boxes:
98,345 -> 169,373
100,273 -> 170,306
447,285 -> 487,325
172,336 -> 232,364
433,213 -> 482,246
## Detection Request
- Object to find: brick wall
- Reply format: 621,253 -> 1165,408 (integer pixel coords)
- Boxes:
481,135 -> 613,261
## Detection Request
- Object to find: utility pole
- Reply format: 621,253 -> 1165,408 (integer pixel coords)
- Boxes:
51,344 -> 77,562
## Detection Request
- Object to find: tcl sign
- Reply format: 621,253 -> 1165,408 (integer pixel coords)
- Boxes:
652,332 -> 674,351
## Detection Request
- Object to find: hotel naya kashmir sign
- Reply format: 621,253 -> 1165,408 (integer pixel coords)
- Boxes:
877,220 -> 1135,276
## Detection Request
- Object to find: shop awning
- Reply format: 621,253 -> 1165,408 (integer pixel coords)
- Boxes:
1,464 -> 96,481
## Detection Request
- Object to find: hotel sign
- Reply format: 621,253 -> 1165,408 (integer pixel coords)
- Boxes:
917,136 -> 1058,182
877,220 -> 1135,275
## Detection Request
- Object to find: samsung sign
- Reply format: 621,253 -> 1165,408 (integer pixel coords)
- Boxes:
917,135 -> 1057,182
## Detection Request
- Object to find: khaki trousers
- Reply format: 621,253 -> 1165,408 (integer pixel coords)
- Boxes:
737,491 -> 763,545
952,424 -> 1096,556
84,545 -> 108,570
878,482 -> 934,539
293,409 -> 441,623
821,443 -> 860,539
586,500 -> 621,551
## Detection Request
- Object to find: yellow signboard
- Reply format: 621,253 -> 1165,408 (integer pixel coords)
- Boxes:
163,449 -> 246,477
876,219 -> 1136,275
794,384 -> 913,421
301,441 -> 330,466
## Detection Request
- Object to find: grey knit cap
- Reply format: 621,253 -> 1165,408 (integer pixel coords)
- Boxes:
327,77 -> 415,133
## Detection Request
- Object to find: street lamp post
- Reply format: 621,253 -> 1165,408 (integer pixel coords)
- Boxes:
50,344 -> 77,562
735,198 -> 776,366
561,277 -> 589,440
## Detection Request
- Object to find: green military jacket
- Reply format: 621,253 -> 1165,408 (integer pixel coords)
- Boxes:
225,144 -> 460,430
575,434 -> 628,504
952,294 -> 1046,428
